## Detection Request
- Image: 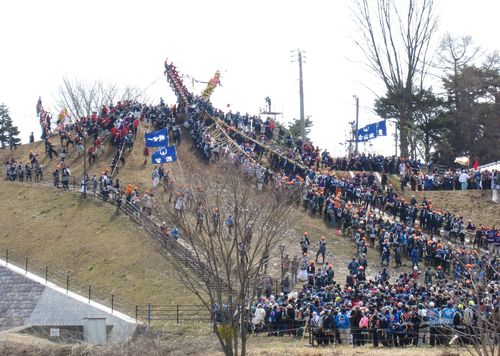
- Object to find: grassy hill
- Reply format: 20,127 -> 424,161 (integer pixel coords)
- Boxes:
1,128 -> 490,355
2,126 -> 497,320
0,180 -> 197,307
401,189 -> 499,227
2,127 -> 497,289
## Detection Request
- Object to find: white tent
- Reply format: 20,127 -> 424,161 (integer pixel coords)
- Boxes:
478,160 -> 500,172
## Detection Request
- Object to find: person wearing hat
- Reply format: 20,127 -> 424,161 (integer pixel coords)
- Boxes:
463,301 -> 477,344
452,303 -> 466,345
357,266 -> 366,283
300,232 -> 310,254
252,303 -> 266,332
316,236 -> 327,264
440,302 -> 456,344
417,303 -> 430,346
428,301 -> 441,346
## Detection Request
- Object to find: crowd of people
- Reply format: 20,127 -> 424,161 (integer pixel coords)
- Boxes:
5,154 -> 43,182
158,89 -> 499,347
3,69 -> 499,350
249,264 -> 499,348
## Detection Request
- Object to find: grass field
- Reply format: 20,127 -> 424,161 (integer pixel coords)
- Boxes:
400,189 -> 499,228
0,181 -> 198,308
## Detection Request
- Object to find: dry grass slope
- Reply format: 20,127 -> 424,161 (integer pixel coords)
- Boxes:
0,181 -> 197,307
401,189 -> 499,227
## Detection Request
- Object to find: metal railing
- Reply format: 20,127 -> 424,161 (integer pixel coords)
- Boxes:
136,304 -> 212,325
1,247 -> 137,320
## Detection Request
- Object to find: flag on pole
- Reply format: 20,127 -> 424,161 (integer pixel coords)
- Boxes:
145,128 -> 169,147
57,108 -> 69,124
151,146 -> 177,164
356,120 -> 387,142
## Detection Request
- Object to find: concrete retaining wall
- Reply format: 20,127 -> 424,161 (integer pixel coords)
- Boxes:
0,260 -> 137,344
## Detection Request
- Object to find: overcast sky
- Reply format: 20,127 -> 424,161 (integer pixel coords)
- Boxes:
0,0 -> 498,156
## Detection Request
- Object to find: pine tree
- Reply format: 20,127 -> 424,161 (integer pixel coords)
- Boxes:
0,104 -> 21,148
287,117 -> 313,140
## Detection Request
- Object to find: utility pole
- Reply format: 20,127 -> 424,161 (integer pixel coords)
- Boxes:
298,50 -> 305,143
353,95 -> 359,154
291,49 -> 307,143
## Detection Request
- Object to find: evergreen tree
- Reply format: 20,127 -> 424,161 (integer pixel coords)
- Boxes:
0,104 -> 21,148
375,88 -> 446,162
436,60 -> 500,164
287,117 -> 313,140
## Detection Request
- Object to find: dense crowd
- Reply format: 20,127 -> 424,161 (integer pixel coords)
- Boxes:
4,69 -> 499,349
5,100 -> 147,192
177,90 -> 500,192
249,263 -> 499,347
163,92 -> 499,347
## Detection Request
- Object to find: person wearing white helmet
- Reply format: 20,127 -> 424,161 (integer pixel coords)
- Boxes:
418,303 -> 430,346
428,301 -> 441,346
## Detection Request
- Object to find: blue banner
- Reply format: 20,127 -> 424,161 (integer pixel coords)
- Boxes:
145,128 -> 169,147
356,120 -> 387,142
151,146 -> 177,164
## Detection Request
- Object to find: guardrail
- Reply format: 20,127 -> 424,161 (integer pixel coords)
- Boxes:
1,247 -> 137,320
136,304 -> 212,325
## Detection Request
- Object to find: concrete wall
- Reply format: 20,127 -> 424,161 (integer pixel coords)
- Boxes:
0,265 -> 45,331
25,288 -> 137,344
0,260 -> 137,344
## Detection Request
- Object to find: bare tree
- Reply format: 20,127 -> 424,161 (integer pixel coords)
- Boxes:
352,0 -> 438,157
56,77 -> 146,121
442,258 -> 500,356
151,164 -> 298,356
438,34 -> 482,78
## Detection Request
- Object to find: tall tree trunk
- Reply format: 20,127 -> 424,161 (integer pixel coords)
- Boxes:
240,308 -> 248,356
424,136 -> 431,163
399,115 -> 410,158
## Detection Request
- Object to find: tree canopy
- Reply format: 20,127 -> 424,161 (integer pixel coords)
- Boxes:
0,104 -> 21,148
287,117 -> 313,140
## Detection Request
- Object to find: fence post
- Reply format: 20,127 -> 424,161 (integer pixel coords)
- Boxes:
148,303 -> 151,327
88,285 -> 91,302
5,249 -> 8,266
66,274 -> 69,293
135,306 -> 138,322
176,305 -> 179,324
45,266 -> 48,284
111,295 -> 114,314
25,257 -> 28,274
